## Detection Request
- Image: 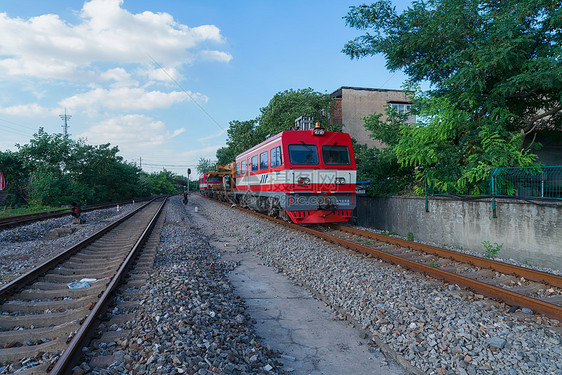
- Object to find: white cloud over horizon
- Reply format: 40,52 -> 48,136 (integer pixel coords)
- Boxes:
0,0 -> 232,82
61,87 -> 205,112
79,114 -> 185,147
0,0 -> 231,173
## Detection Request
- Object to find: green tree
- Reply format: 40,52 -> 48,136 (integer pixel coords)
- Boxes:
354,142 -> 414,196
344,0 -> 561,194
196,158 -> 216,175
215,119 -> 261,165
146,170 -> 182,195
216,146 -> 237,166
259,88 -> 340,135
0,150 -> 30,205
2,129 -> 151,207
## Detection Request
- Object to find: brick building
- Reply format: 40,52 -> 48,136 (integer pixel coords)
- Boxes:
330,86 -> 414,148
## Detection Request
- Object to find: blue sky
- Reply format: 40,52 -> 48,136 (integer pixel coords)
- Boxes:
0,0 -> 412,176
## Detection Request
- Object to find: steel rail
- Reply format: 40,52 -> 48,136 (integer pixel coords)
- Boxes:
49,198 -> 167,374
0,199 -> 155,300
330,224 -> 562,288
0,196 -> 157,229
204,197 -> 562,321
302,227 -> 562,321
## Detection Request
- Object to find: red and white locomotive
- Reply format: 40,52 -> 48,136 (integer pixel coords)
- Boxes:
205,123 -> 356,224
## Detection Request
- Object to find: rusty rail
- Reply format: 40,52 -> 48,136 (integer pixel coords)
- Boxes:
49,198 -> 167,374
0,196 -> 158,229
204,196 -> 562,321
331,225 -> 562,288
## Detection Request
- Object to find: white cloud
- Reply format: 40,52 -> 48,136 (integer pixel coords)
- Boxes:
0,0 -> 232,81
61,87 -> 206,111
100,67 -> 137,88
198,50 -> 233,63
0,103 -> 51,117
140,66 -> 183,83
80,114 -> 185,147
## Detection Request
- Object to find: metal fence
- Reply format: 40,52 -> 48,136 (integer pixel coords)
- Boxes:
491,166 -> 562,200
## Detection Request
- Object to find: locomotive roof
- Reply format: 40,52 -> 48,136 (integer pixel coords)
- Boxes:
235,131 -> 284,159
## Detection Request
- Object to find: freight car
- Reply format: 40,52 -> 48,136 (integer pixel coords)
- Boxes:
203,123 -> 356,224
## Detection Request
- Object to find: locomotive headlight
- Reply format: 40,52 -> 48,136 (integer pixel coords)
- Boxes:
335,177 -> 346,185
298,177 -> 311,185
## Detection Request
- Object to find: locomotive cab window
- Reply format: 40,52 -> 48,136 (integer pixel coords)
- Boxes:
260,151 -> 268,170
271,146 -> 282,168
322,145 -> 351,165
236,162 -> 241,176
288,144 -> 318,165
251,155 -> 259,172
241,160 -> 247,175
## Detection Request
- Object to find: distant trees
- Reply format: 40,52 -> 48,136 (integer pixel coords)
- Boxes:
196,158 -> 216,175
0,129 -> 183,208
344,0 -> 561,194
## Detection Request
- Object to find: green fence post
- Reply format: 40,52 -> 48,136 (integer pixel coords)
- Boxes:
424,176 -> 429,212
491,169 -> 497,218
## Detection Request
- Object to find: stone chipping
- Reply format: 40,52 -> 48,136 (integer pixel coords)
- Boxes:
193,195 -> 562,375
1,195 -> 561,374
1,198 -> 282,374
0,204 -> 137,287
76,197 -> 282,374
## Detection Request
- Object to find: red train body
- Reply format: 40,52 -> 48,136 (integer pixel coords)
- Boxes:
202,126 -> 357,224
199,174 -> 222,195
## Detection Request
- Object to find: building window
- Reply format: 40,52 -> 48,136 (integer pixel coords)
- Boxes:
390,103 -> 412,113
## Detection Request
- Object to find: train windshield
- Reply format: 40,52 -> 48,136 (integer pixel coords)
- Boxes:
288,144 -> 319,165
322,145 -> 351,165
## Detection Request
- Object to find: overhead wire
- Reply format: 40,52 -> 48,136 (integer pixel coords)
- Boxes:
142,163 -> 197,167
0,117 -> 39,138
147,54 -> 227,133
379,71 -> 398,89
0,124 -> 34,138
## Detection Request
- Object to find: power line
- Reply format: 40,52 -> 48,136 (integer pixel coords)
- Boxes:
147,54 -> 227,132
0,117 -> 38,132
142,163 -> 197,167
0,123 -> 34,138
380,71 -> 398,89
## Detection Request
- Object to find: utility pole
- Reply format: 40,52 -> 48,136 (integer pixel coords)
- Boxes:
59,108 -> 72,137
139,157 -> 142,168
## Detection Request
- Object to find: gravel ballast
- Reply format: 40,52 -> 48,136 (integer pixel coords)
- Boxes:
0,204 -> 138,287
191,195 -> 561,375
75,197 -> 281,374
1,196 -> 560,374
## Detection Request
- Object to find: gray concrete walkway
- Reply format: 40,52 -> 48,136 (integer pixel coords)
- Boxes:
190,205 -> 408,375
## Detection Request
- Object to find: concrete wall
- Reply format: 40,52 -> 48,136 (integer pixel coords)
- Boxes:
356,196 -> 562,271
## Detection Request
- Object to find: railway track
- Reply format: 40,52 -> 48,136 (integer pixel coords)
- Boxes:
0,198 -> 153,229
207,197 -> 562,321
0,198 -> 166,374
